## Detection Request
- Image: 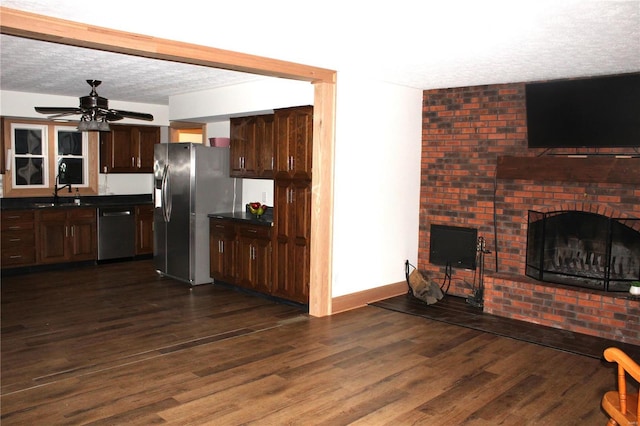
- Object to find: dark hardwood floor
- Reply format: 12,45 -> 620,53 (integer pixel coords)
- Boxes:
1,260 -> 620,425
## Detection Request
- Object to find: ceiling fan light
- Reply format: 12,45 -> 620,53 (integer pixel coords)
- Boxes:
98,121 -> 110,132
77,120 -> 89,131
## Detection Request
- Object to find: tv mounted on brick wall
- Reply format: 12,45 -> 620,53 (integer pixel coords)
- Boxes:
525,72 -> 640,148
429,224 -> 477,270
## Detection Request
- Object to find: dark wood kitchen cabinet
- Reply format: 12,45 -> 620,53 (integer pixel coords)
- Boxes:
100,124 -> 160,173
135,204 -> 154,255
229,114 -> 274,178
209,218 -> 237,284
236,223 -> 272,294
1,209 -> 36,268
272,178 -> 311,304
37,208 -> 97,264
274,105 -> 313,181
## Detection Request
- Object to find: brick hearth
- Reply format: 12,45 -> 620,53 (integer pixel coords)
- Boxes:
420,82 -> 640,345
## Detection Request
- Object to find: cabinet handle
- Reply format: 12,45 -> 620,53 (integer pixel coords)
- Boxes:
271,157 -> 274,169
138,157 -> 141,168
242,156 -> 245,169
247,229 -> 257,233
8,225 -> 21,230
9,255 -> 22,259
9,238 -> 21,242
71,225 -> 75,237
290,156 -> 294,171
219,240 -> 223,253
65,226 -> 69,237
7,215 -> 20,219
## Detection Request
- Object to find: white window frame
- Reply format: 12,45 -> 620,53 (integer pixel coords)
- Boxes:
10,122 -> 49,189
55,125 -> 89,188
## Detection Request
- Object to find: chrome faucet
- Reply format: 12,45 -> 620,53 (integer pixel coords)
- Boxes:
53,174 -> 72,204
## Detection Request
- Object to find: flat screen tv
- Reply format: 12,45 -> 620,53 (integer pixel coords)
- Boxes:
429,224 -> 477,270
525,73 -> 640,148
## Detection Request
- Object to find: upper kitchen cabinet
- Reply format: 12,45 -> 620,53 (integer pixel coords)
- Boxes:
274,106 -> 313,181
100,124 -> 160,173
229,114 -> 274,179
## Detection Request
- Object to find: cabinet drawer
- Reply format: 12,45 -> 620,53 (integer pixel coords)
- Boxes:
210,219 -> 235,234
1,210 -> 35,230
1,246 -> 36,266
38,209 -> 67,221
2,230 -> 35,247
67,208 -> 96,220
237,224 -> 271,239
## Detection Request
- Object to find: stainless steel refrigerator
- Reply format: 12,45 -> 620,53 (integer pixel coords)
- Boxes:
153,143 -> 242,285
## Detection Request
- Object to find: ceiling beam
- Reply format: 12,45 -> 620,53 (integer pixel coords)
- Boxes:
0,7 -> 336,84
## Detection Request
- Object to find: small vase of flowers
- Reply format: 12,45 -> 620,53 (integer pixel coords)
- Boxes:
630,281 -> 640,296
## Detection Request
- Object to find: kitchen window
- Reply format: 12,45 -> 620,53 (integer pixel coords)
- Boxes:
2,117 -> 99,197
11,123 -> 48,188
55,126 -> 88,187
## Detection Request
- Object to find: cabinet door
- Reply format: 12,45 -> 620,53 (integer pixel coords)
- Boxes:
38,210 -> 68,264
237,225 -> 272,293
135,205 -> 154,255
274,106 -> 313,180
252,236 -> 272,294
236,235 -> 255,289
273,179 -> 311,303
135,126 -> 159,172
229,117 -> 258,178
67,208 -> 97,260
256,114 -> 275,178
209,219 -> 236,283
100,125 -> 134,173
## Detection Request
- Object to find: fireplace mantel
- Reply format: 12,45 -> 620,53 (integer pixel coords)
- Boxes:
496,156 -> 640,185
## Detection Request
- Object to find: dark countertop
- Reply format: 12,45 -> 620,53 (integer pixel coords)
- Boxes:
1,194 -> 153,211
209,210 -> 273,227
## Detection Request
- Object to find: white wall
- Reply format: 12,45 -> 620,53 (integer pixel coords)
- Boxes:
331,72 -> 423,296
170,79 -> 314,122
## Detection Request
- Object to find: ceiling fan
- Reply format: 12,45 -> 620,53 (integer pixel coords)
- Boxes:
34,80 -> 154,131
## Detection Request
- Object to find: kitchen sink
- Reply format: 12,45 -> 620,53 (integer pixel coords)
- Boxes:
31,202 -> 94,208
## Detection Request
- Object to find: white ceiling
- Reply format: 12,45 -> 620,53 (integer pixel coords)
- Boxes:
1,0 -> 639,106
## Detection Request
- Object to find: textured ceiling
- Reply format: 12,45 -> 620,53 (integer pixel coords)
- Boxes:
0,35 -> 269,105
1,1 -> 639,106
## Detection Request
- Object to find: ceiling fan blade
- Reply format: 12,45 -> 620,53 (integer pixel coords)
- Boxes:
35,107 -> 82,115
109,109 -> 154,121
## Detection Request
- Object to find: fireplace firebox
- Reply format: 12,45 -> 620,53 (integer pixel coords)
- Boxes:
526,210 -> 640,292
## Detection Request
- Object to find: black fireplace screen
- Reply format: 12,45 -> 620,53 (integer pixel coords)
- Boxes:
526,210 -> 640,292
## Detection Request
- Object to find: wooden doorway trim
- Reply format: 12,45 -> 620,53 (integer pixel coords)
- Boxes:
0,6 -> 336,317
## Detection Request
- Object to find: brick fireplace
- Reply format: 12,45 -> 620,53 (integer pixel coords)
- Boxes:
420,82 -> 640,345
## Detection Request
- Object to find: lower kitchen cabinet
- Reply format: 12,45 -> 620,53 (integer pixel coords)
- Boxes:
135,204 -> 154,255
236,223 -> 272,294
209,218 -> 237,284
209,218 -> 273,296
1,209 -> 36,268
37,208 -> 97,264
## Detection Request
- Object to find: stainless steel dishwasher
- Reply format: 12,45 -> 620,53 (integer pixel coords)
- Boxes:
97,206 -> 136,261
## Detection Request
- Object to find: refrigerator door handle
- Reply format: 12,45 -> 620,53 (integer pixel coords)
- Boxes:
161,164 -> 172,222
